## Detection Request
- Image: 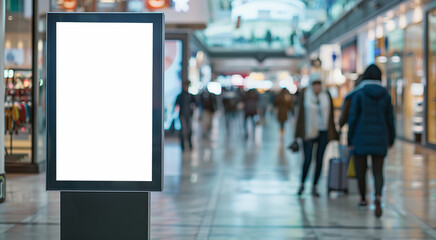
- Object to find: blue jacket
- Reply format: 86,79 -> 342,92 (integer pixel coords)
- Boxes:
347,80 -> 395,156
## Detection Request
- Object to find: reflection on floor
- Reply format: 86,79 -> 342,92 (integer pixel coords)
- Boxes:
1,112 -> 436,239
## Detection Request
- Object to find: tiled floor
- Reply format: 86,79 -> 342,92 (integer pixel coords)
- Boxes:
1,112 -> 436,239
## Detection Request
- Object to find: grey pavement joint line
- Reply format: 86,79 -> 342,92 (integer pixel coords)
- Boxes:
196,169 -> 223,240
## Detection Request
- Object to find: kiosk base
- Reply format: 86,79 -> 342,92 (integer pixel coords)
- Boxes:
61,192 -> 150,240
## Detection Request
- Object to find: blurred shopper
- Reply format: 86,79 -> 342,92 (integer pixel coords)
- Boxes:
295,73 -> 338,197
258,90 -> 272,123
175,81 -> 196,151
347,64 -> 395,218
274,88 -> 293,136
265,29 -> 272,47
339,74 -> 363,128
200,88 -> 217,138
243,89 -> 259,138
222,87 -> 238,132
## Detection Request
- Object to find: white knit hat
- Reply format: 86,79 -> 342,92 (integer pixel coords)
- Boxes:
309,72 -> 322,85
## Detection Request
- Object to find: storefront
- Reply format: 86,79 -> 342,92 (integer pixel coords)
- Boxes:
426,3 -> 436,146
4,0 -> 49,172
355,1 -> 429,144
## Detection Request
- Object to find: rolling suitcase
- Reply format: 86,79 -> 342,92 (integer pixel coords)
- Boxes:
327,142 -> 348,195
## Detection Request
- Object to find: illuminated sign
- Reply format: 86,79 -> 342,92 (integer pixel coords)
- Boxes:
146,0 -> 171,10
173,0 -> 190,12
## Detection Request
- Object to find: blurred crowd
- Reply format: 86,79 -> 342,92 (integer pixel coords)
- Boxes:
174,63 -> 395,219
175,80 -> 296,147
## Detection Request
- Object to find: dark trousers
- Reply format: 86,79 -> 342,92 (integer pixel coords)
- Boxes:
279,121 -> 285,131
180,117 -> 192,151
301,131 -> 328,186
355,155 -> 384,199
244,114 -> 256,135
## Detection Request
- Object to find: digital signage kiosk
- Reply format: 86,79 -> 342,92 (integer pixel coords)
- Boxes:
46,13 -> 164,192
46,13 -> 164,240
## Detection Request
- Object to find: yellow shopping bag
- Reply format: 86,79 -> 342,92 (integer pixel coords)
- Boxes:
347,155 -> 356,178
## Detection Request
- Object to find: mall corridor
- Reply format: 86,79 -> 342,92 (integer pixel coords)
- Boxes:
1,113 -> 436,239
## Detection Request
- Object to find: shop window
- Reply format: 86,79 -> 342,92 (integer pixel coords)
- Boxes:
403,23 -> 423,142
427,9 -> 436,144
4,0 -> 33,164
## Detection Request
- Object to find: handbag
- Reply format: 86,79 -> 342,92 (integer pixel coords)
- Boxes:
347,155 -> 357,178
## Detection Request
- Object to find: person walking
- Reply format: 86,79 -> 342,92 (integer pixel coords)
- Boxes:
339,74 -> 363,128
295,73 -> 339,197
174,81 -> 196,151
200,88 -> 217,139
222,87 -> 238,133
274,88 -> 293,136
243,89 -> 259,138
347,64 -> 395,218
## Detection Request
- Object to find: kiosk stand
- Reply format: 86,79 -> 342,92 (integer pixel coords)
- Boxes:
61,192 -> 150,240
46,13 -> 164,240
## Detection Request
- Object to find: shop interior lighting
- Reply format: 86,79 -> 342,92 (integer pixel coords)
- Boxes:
4,70 -> 8,78
279,79 -> 297,94
413,6 -> 423,23
231,74 -> 244,86
8,70 -> 14,78
7,16 -> 13,21
38,40 -> 43,52
5,40 -> 11,49
386,19 -> 396,32
333,68 -> 346,85
368,29 -> 375,41
196,51 -> 204,66
415,106 -> 424,112
376,56 -> 387,63
17,41 -> 24,49
376,24 -> 383,38
207,82 -> 222,95
412,116 -> 423,124
412,126 -> 424,132
391,55 -> 401,63
244,78 -> 272,90
410,83 -> 424,96
399,14 -> 407,29
188,86 -> 198,95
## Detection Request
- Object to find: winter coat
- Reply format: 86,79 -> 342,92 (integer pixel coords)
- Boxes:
295,88 -> 339,142
347,80 -> 395,156
274,90 -> 293,123
175,90 -> 196,120
244,89 -> 258,116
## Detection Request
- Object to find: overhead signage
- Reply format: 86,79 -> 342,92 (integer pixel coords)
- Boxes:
146,0 -> 171,10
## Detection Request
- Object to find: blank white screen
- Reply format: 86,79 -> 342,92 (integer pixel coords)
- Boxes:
56,22 -> 153,181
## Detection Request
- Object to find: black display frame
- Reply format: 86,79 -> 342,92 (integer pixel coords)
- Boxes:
46,13 -> 164,192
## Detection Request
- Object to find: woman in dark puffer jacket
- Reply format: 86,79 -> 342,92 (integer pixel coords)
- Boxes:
347,64 -> 395,218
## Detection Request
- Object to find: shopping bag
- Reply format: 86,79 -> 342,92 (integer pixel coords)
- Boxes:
347,155 -> 357,178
